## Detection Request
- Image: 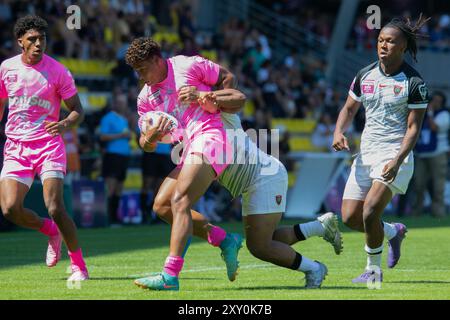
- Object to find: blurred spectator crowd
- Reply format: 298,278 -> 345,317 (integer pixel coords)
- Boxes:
348,12 -> 450,53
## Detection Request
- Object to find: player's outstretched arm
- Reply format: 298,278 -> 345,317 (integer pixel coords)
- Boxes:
332,95 -> 361,152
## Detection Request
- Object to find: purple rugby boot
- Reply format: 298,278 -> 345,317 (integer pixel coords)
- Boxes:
352,270 -> 383,284
387,223 -> 408,268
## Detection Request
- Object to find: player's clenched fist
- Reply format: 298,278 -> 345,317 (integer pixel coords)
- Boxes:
198,92 -> 219,113
332,132 -> 350,152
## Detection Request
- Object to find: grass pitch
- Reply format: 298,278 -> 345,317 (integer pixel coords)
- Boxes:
0,216 -> 449,300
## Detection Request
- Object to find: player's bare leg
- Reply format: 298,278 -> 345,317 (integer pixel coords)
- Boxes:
352,181 -> 406,283
135,155 -> 221,290
43,178 -> 88,280
342,197 -> 407,271
244,213 -> 327,288
0,179 -> 43,229
152,167 -> 240,281
1,178 -> 65,268
168,155 -> 216,259
341,200 -> 365,232
154,168 -> 213,240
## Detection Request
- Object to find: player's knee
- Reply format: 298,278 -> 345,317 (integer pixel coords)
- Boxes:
341,212 -> 352,226
152,196 -> 171,218
362,203 -> 378,227
170,191 -> 190,213
341,210 -> 358,229
2,203 -> 21,221
47,202 -> 66,219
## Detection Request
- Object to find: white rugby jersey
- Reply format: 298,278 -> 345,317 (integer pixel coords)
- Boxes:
349,61 -> 429,155
218,113 -> 273,198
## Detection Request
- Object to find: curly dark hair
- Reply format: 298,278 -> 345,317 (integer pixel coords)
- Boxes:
125,37 -> 162,68
383,14 -> 430,62
14,15 -> 48,39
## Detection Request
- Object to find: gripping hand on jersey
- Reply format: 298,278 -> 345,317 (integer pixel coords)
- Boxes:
381,159 -> 401,183
178,86 -> 218,113
332,132 -> 350,152
44,120 -> 68,137
198,92 -> 219,113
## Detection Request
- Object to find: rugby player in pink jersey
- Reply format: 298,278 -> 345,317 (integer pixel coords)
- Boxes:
125,37 -> 243,290
0,15 -> 88,281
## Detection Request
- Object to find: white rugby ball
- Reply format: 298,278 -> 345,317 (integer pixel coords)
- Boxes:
139,111 -> 178,144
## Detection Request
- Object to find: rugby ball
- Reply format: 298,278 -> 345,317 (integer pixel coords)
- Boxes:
139,111 -> 178,144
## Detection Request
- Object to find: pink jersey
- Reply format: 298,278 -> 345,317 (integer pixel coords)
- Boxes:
137,55 -> 223,139
137,55 -> 230,176
0,54 -> 77,142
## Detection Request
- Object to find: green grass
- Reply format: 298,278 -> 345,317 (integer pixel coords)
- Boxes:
0,216 -> 449,300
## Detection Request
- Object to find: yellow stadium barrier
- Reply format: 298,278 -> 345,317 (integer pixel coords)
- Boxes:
288,136 -> 323,152
271,118 -> 317,134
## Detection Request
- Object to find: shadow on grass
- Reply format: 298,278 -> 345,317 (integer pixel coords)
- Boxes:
0,221 -> 246,271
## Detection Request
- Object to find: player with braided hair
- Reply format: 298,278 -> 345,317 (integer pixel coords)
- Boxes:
332,15 -> 430,285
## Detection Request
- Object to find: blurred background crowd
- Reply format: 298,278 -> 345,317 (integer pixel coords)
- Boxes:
0,0 -> 448,228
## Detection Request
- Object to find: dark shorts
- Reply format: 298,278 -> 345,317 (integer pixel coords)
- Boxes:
142,152 -> 175,179
102,153 -> 129,182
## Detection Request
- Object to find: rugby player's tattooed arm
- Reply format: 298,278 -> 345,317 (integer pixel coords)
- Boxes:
332,95 -> 361,151
382,108 -> 427,182
44,94 -> 85,136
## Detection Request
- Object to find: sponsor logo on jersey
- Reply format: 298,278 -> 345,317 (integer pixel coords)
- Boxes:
6,74 -> 18,83
362,80 -> 375,94
10,95 -> 51,110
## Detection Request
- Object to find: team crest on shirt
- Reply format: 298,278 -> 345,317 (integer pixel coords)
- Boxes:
275,195 -> 282,205
393,85 -> 403,96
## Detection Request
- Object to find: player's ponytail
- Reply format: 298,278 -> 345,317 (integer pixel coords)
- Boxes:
384,14 -> 431,62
